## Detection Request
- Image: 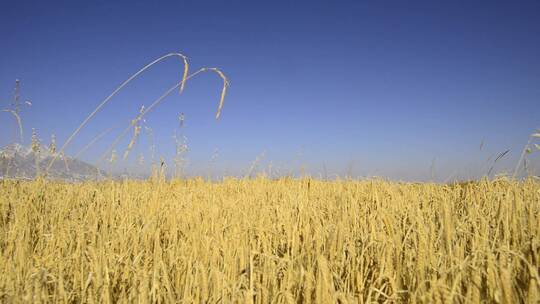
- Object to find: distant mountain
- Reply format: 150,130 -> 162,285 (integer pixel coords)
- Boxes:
0,143 -> 104,181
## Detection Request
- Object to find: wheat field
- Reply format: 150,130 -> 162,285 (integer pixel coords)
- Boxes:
0,177 -> 538,303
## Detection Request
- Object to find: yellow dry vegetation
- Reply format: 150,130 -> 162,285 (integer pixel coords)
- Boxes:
0,177 -> 539,303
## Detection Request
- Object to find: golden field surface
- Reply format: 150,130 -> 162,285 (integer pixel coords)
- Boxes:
0,178 -> 539,303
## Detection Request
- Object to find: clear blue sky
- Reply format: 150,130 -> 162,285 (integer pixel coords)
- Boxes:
1,0 -> 539,180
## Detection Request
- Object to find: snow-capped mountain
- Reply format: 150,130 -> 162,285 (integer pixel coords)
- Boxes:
0,143 -> 64,160
0,143 -> 103,181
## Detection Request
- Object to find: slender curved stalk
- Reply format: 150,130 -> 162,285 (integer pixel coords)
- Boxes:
513,136 -> 532,179
488,149 -> 510,176
74,126 -> 117,158
1,109 -> 23,143
209,68 -> 229,119
46,52 -> 189,173
97,67 -> 228,164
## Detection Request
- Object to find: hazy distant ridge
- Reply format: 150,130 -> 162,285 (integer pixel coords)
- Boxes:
0,143 -> 103,181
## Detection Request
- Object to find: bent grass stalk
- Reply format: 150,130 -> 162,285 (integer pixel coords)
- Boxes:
96,67 -> 228,165
74,126 -> 117,159
124,125 -> 141,160
123,105 -> 145,160
144,125 -> 156,164
488,149 -> 510,176
1,109 -> 23,143
46,52 -> 189,173
513,130 -> 540,179
61,152 -> 70,172
31,128 -> 41,177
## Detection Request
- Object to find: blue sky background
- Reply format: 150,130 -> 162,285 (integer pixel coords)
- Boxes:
1,0 -> 539,180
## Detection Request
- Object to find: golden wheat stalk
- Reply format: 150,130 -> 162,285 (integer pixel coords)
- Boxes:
0,178 -> 539,301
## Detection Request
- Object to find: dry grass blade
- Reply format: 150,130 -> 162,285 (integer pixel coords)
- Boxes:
46,52 -> 189,173
61,152 -> 70,172
513,129 -> 540,178
74,127 -> 117,158
203,68 -> 229,119
96,67 -> 228,164
96,78 -> 188,163
179,55 -> 189,94
124,125 -> 141,160
1,109 -> 24,143
488,149 -> 510,176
